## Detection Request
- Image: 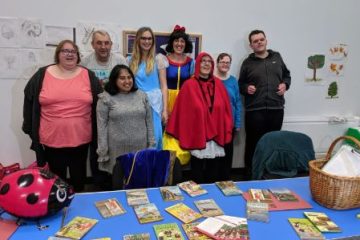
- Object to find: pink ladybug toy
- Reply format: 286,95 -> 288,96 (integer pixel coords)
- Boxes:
0,168 -> 74,219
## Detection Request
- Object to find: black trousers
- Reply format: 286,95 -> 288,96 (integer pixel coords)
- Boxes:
218,130 -> 236,181
191,150 -> 233,184
244,109 -> 284,180
44,143 -> 89,192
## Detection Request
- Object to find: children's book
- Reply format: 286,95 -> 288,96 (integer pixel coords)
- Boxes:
182,222 -> 212,240
165,203 -> 202,223
288,218 -> 325,240
243,189 -> 311,211
133,203 -> 163,224
153,223 -> 185,240
214,215 -> 248,227
196,216 -> 249,240
215,181 -> 243,196
160,186 -> 184,201
178,180 -> 207,197
95,198 -> 126,218
304,212 -> 341,232
249,188 -> 265,201
48,237 -> 73,240
126,189 -> 149,206
55,216 -> 98,240
123,233 -> 151,240
0,218 -> 19,240
246,201 -> 269,222
269,187 -> 299,202
194,199 -> 224,217
248,189 -> 276,208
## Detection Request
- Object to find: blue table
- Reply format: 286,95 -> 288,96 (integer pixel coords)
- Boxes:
6,177 -> 360,239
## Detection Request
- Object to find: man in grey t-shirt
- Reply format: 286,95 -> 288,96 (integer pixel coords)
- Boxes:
82,30 -> 127,87
82,30 -> 127,190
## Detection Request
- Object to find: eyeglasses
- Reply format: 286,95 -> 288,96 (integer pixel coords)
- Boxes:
60,49 -> 77,55
218,61 -> 231,65
140,37 -> 153,41
201,59 -> 212,65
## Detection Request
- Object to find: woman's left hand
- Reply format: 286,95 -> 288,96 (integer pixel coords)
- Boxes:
162,110 -> 168,125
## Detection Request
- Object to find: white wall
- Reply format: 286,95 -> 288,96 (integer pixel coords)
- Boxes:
1,0 -> 359,167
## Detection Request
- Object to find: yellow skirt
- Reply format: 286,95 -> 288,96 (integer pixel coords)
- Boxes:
167,89 -> 179,115
163,133 -> 190,166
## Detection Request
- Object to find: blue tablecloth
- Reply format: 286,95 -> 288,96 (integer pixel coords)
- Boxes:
6,177 -> 360,240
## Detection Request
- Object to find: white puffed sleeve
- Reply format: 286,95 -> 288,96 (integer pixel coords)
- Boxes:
155,53 -> 169,70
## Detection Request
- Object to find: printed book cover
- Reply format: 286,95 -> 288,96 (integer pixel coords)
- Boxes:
215,215 -> 248,227
196,216 -> 249,240
194,199 -> 224,217
269,187 -> 299,202
304,212 -> 341,232
133,203 -> 163,224
215,181 -> 243,196
95,198 -> 126,218
249,188 -> 265,201
153,223 -> 185,240
55,216 -> 98,240
248,189 -> 276,208
178,180 -> 207,197
288,218 -> 325,240
182,222 -> 212,240
160,186 -> 184,201
165,203 -> 202,223
0,218 -> 19,240
123,233 -> 151,240
243,189 -> 311,211
126,189 -> 150,206
246,201 -> 269,222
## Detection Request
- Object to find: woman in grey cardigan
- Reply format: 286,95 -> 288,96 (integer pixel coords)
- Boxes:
96,64 -> 155,176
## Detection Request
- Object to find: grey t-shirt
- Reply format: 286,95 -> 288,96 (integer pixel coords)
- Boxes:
81,52 -> 127,84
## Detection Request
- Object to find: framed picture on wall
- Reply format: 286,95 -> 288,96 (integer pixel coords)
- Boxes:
123,30 -> 202,59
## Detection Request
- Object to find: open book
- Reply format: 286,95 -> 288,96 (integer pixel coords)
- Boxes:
196,215 -> 249,240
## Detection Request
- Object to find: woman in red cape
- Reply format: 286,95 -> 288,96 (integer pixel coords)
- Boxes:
166,52 -> 233,183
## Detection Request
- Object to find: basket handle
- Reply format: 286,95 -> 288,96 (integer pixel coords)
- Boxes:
325,135 -> 360,161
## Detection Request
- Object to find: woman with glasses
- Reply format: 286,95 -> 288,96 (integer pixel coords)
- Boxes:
128,27 -> 168,149
22,39 -> 102,192
214,53 -> 242,181
166,52 -> 233,183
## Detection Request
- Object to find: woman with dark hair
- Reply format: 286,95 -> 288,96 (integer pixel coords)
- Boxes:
128,27 -> 168,149
96,64 -> 155,176
165,25 -> 194,115
23,39 -> 102,192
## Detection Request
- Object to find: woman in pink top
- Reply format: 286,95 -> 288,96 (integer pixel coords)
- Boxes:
23,40 -> 102,192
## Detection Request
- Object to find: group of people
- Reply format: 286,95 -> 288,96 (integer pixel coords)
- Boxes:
22,26 -> 291,192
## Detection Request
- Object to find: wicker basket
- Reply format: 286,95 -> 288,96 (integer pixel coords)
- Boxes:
309,135 -> 360,210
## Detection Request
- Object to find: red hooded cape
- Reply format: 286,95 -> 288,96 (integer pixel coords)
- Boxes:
166,52 -> 233,150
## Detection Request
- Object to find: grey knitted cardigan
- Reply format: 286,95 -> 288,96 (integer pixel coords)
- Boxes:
96,90 -> 155,174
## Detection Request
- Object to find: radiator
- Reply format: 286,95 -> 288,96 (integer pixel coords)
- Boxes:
282,116 -> 360,155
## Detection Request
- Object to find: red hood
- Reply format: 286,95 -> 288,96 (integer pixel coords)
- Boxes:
194,52 -> 215,80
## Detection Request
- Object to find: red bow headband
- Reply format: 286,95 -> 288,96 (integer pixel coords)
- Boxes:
173,25 -> 186,32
